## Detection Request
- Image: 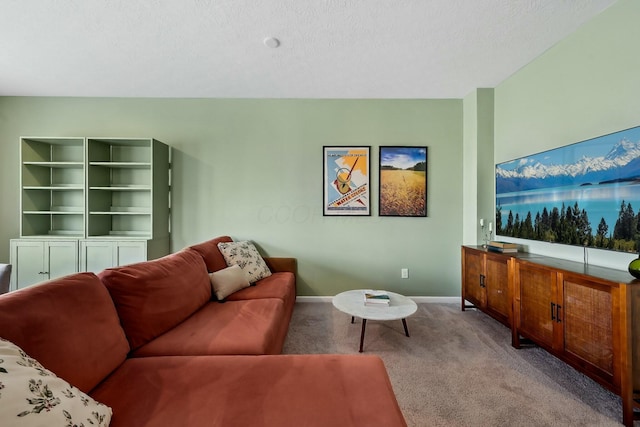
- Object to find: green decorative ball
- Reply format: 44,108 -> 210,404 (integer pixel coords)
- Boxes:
628,258 -> 640,279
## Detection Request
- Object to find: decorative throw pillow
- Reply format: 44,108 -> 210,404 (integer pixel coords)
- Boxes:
217,241 -> 272,283
0,338 -> 112,427
209,265 -> 251,300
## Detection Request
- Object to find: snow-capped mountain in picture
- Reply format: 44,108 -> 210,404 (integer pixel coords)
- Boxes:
496,131 -> 640,194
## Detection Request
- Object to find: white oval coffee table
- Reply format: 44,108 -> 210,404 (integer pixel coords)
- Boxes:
332,290 -> 418,352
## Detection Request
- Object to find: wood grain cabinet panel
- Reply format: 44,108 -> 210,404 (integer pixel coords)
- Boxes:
462,248 -> 485,309
516,262 -> 556,348
485,256 -> 510,323
561,277 -> 615,381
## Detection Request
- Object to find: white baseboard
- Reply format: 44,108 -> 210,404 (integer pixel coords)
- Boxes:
410,296 -> 460,304
296,296 -> 334,303
296,296 -> 460,304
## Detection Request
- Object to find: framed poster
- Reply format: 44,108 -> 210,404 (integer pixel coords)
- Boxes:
323,146 -> 371,216
379,146 -> 427,217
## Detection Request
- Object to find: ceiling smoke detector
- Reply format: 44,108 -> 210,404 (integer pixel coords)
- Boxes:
263,37 -> 280,48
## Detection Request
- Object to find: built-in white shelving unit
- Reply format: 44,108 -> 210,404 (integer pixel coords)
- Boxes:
12,136 -> 170,290
20,137 -> 86,238
87,138 -> 169,239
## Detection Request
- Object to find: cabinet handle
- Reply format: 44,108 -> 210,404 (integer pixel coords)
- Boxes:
556,304 -> 562,323
38,271 -> 48,275
479,274 -> 486,288
550,302 -> 556,321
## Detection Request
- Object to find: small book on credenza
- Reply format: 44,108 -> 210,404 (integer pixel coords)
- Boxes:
487,241 -> 518,253
487,246 -> 518,253
488,241 -> 518,249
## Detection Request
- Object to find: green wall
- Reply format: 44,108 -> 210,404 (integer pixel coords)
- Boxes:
2,0 -> 635,291
493,0 -> 640,269
0,98 -> 463,296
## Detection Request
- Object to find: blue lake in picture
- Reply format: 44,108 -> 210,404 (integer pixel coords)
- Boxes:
496,182 -> 640,232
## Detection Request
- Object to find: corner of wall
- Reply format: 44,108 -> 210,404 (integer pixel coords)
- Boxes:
463,89 -> 495,246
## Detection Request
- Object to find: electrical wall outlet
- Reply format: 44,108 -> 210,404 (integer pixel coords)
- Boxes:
401,268 -> 409,279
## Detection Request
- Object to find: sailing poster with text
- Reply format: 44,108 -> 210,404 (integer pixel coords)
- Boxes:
323,146 -> 370,216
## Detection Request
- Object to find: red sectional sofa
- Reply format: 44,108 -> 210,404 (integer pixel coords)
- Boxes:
0,236 -> 407,427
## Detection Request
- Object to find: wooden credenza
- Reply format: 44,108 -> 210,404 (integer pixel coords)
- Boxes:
461,245 -> 639,426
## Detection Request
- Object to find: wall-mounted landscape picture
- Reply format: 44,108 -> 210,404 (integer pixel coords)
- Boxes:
496,125 -> 640,253
379,146 -> 427,217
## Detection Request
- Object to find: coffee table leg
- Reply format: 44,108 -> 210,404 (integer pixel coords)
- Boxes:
359,319 -> 367,352
402,318 -> 410,337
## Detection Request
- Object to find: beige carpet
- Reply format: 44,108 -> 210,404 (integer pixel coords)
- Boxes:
282,302 -> 627,426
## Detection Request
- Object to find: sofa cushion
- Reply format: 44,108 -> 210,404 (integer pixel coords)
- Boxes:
90,355 -> 407,427
0,338 -> 112,427
98,248 -> 211,351
217,240 -> 272,283
226,271 -> 295,305
132,299 -> 286,356
0,272 -> 129,393
209,265 -> 251,300
188,235 -> 233,272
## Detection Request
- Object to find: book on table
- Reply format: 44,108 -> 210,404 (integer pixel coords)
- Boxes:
363,290 -> 390,305
487,245 -> 518,253
488,241 -> 518,249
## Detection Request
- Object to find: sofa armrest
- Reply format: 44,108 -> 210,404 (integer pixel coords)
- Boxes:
263,257 -> 296,274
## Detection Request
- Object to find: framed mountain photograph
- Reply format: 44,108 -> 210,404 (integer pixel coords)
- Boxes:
495,125 -> 640,252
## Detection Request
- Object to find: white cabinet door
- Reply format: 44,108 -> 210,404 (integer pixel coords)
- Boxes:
46,241 -> 78,280
79,241 -> 115,273
80,240 -> 147,273
10,239 -> 79,290
10,240 -> 44,290
115,241 -> 147,266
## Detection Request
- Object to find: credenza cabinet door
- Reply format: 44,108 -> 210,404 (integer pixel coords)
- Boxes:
462,248 -> 485,309
560,274 -> 618,387
514,261 -> 557,349
484,253 -> 511,325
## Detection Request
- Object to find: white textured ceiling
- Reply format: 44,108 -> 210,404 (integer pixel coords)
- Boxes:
0,0 -> 616,99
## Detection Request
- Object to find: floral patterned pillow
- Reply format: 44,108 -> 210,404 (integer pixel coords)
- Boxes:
217,240 -> 272,283
0,338 -> 112,427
